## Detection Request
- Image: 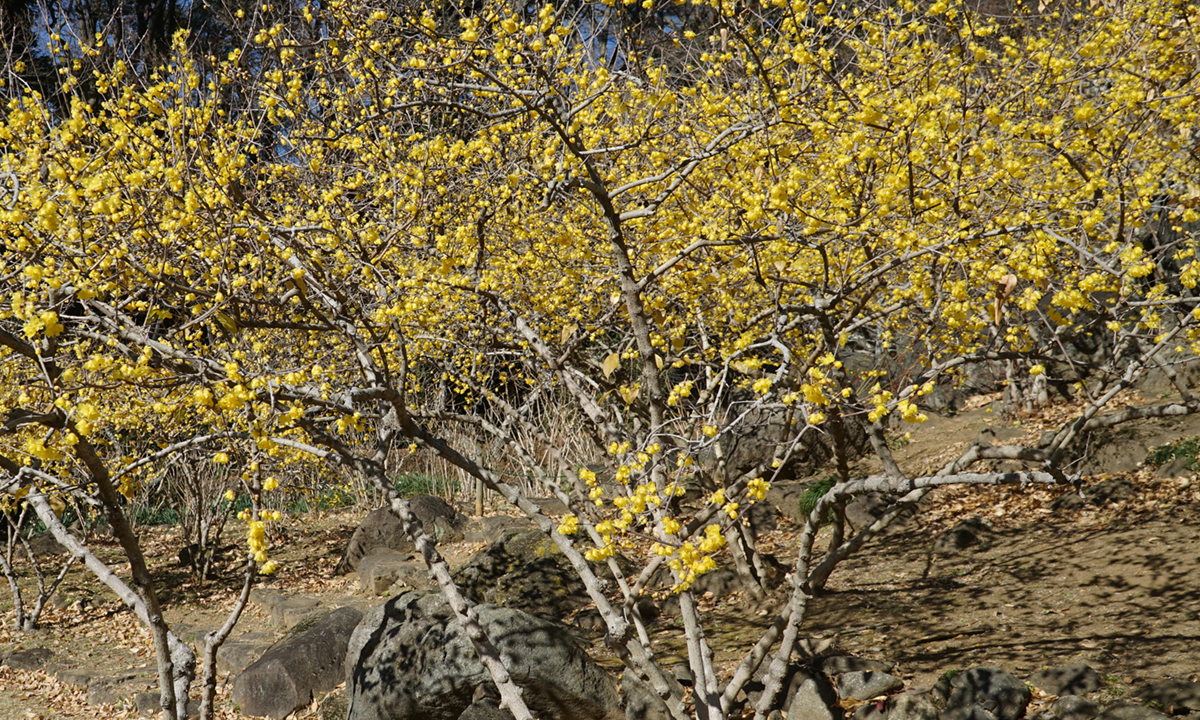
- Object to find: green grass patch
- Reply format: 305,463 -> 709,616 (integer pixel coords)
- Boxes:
286,485 -> 356,514
1146,436 -> 1200,469
132,504 -> 180,526
393,472 -> 456,498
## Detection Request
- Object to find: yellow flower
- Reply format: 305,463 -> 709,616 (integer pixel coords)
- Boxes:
747,478 -> 770,502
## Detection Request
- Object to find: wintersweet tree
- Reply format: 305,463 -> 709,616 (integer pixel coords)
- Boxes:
2,0 -> 1199,718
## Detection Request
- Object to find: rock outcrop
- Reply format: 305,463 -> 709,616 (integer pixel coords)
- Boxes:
451,528 -> 589,621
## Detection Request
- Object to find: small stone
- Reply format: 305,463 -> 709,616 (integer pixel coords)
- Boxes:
1137,681 -> 1200,714
1050,493 -> 1086,512
1095,702 -> 1172,720
623,667 -> 684,720
943,706 -> 998,720
1028,664 -> 1103,697
786,669 -> 840,720
852,702 -> 888,720
572,608 -> 606,634
1087,478 -> 1134,505
887,690 -> 941,720
133,692 -> 199,717
55,668 -> 96,689
934,518 -> 993,555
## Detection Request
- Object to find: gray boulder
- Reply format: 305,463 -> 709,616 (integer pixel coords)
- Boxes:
945,668 -> 1030,720
27,532 -> 67,557
452,529 -> 589,621
1028,664 -> 1102,697
765,483 -> 808,525
531,497 -> 570,516
335,496 -> 465,575
1053,696 -> 1100,720
822,657 -> 898,676
846,494 -> 889,533
746,502 -> 781,538
839,671 -> 905,701
345,591 -> 621,720
920,384 -> 968,415
232,606 -> 363,719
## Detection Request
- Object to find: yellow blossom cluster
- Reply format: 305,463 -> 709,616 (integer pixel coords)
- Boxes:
2,0 -> 1198,617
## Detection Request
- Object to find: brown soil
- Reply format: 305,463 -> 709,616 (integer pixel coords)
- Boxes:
2,401 -> 1199,718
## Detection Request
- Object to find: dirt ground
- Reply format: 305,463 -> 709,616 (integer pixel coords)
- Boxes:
2,400 -> 1199,719
808,501 -> 1200,691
